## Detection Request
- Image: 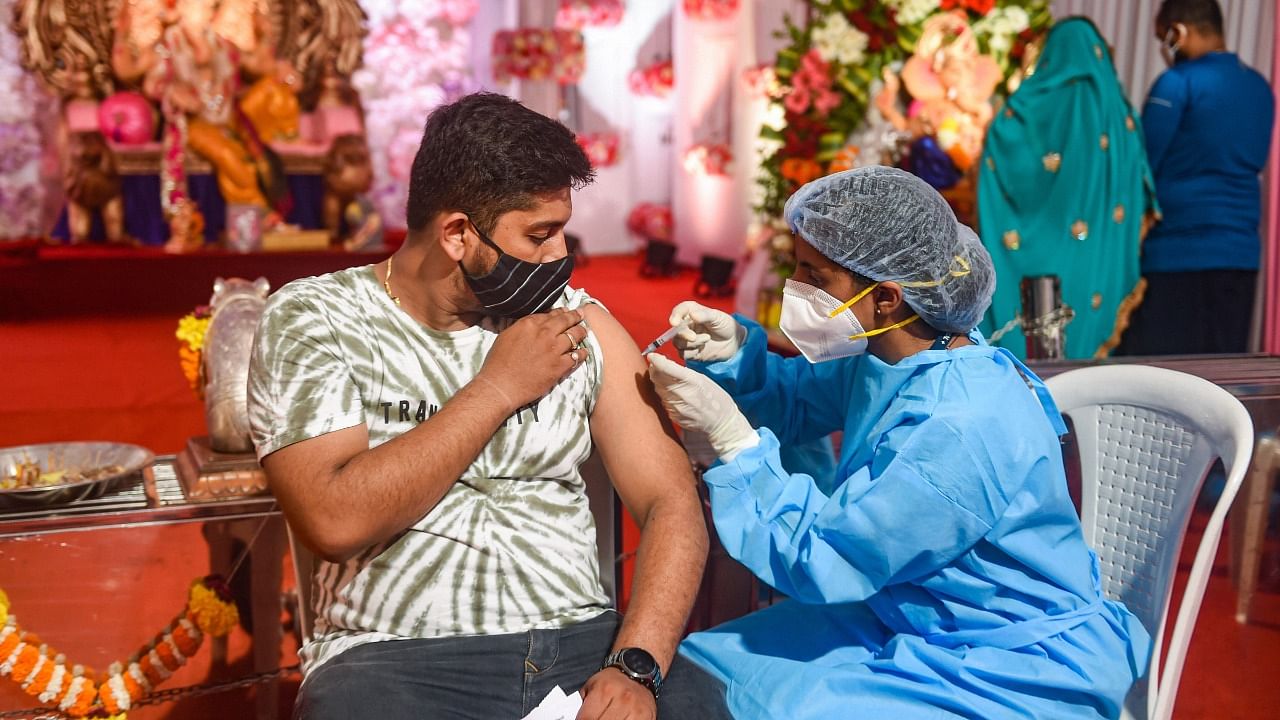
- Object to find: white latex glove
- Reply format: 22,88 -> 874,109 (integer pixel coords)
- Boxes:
647,354 -> 759,461
668,301 -> 745,363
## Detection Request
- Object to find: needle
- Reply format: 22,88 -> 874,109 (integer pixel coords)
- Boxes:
642,326 -> 681,355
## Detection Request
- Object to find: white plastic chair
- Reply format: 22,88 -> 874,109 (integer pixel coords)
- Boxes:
1046,365 -> 1253,720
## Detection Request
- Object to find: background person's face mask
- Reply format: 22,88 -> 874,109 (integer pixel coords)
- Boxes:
1160,24 -> 1186,66
462,220 -> 574,318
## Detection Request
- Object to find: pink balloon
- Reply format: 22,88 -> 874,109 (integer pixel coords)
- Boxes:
98,92 -> 156,145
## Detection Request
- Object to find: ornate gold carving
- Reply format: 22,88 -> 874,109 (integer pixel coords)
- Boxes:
1002,229 -> 1021,251
11,0 -> 367,101
1042,152 -> 1061,173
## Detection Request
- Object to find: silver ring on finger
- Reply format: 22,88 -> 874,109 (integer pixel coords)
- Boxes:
563,329 -> 576,349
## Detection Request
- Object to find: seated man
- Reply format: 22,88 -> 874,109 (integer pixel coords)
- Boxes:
248,93 -> 730,720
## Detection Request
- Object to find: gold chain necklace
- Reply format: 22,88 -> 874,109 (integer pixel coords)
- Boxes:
383,255 -> 401,307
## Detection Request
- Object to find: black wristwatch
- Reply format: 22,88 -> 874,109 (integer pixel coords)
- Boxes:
603,647 -> 663,698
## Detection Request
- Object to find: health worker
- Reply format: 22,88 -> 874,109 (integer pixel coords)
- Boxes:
646,166 -> 1151,719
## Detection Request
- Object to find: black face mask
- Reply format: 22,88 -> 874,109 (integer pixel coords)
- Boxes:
461,221 -> 575,318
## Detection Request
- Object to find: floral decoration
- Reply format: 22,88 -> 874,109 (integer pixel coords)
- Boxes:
0,0 -> 56,241
682,0 -> 740,22
0,576 -> 238,718
753,0 -> 1051,325
355,1 -> 477,229
556,0 -> 625,29
492,29 -> 587,85
628,59 -> 674,98
942,0 -> 996,15
576,132 -> 621,168
758,0 -> 1051,219
683,143 -> 733,176
742,63 -> 781,99
626,203 -> 673,242
176,307 -> 212,399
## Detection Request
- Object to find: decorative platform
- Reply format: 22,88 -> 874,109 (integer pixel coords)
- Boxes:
0,241 -> 399,320
175,436 -> 269,503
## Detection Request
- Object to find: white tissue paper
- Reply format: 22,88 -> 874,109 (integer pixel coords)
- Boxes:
520,685 -> 583,720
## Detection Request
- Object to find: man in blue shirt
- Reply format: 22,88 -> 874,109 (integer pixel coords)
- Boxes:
1121,0 -> 1274,355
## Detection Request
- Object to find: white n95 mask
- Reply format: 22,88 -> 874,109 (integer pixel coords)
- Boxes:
779,279 -> 871,363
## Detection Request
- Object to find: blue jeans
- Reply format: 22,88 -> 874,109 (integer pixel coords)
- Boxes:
295,611 -> 731,719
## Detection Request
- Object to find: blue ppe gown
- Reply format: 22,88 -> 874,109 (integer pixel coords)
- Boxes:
679,317 -> 1151,719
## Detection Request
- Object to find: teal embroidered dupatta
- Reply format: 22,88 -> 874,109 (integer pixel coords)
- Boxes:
977,17 -> 1158,359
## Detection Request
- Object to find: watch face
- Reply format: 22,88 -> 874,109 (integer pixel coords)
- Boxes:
622,648 -> 656,676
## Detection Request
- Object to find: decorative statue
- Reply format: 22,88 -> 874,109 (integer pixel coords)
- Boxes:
876,10 -> 1002,173
110,0 -> 297,251
203,276 -> 270,454
64,131 -> 127,244
322,133 -> 382,251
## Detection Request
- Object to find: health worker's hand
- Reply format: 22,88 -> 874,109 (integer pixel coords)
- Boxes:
576,668 -> 656,720
667,301 -> 743,363
477,308 -> 587,412
647,354 -> 759,461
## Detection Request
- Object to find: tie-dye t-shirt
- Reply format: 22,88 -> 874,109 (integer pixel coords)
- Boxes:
247,265 -> 611,673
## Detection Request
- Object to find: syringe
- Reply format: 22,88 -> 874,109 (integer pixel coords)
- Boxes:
642,326 -> 681,355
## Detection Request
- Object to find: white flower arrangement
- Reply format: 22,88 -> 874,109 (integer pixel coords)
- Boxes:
884,0 -> 942,26
812,13 -> 870,66
973,6 -> 1031,55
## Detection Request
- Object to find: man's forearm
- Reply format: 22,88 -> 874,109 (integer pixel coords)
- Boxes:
610,494 -> 709,673
277,378 -> 517,561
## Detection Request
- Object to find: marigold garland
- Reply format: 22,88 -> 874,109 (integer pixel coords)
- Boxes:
0,575 -> 238,718
175,306 -> 211,399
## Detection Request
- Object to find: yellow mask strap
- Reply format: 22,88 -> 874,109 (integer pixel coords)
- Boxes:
827,282 -> 880,319
897,256 -> 972,289
851,314 -> 920,340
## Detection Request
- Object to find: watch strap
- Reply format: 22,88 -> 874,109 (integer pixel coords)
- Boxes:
604,648 -> 663,697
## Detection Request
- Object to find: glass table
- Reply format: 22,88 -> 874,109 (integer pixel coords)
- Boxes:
0,456 -> 288,719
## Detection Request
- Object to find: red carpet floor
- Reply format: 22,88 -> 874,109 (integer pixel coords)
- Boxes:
0,253 -> 1277,718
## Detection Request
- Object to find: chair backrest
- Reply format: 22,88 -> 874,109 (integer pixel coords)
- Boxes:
1045,365 -> 1252,720
285,524 -> 317,646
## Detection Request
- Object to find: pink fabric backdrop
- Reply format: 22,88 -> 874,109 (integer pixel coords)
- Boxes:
1266,9 -> 1280,353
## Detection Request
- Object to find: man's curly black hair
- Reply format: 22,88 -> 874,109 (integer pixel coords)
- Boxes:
406,93 -> 595,236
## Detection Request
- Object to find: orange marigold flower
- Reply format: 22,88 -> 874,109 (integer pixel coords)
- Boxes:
21,654 -> 54,696
172,625 -> 201,657
780,158 -> 824,185
65,679 -> 97,717
11,644 -> 39,684
153,641 -> 179,671
0,632 -> 20,661
123,671 -> 143,700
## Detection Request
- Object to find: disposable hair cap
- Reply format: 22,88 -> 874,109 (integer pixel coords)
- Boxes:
783,166 -> 996,333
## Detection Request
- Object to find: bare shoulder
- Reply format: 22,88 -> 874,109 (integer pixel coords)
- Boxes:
582,303 -> 642,358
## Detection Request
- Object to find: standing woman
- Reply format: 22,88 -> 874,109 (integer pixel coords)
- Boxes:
647,167 -> 1150,719
978,17 -> 1158,359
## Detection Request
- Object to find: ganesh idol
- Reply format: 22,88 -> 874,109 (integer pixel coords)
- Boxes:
110,0 -> 300,252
